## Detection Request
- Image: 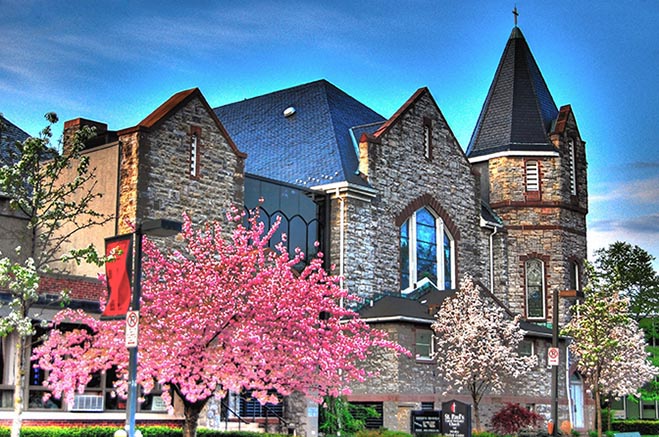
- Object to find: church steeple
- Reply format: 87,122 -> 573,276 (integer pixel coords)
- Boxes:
466,26 -> 559,159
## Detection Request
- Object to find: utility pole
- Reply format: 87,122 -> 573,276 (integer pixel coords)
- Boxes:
551,289 -> 559,436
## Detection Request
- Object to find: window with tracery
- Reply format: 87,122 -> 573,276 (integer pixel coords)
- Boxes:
400,207 -> 454,293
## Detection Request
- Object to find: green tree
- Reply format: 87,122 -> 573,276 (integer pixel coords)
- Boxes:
561,267 -> 656,437
0,113 -> 110,437
320,396 -> 379,436
593,242 -> 659,320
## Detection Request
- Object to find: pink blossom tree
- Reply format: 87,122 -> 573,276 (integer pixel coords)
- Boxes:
432,277 -> 536,431
562,275 -> 657,437
33,212 -> 406,437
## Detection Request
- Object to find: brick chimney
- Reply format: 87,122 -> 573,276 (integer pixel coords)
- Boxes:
63,118 -> 109,154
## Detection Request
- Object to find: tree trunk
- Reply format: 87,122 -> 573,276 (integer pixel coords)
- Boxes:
595,387 -> 602,437
472,392 -> 481,432
11,335 -> 28,437
182,397 -> 209,437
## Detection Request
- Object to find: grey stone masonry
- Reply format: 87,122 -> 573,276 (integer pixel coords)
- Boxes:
326,89 -> 484,301
118,93 -> 245,233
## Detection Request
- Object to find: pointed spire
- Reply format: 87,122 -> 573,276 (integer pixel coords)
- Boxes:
466,26 -> 559,159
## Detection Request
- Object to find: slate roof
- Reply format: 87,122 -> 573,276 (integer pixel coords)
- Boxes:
358,288 -> 456,323
214,79 -> 385,188
466,26 -> 559,159
358,285 -> 557,339
0,115 -> 30,166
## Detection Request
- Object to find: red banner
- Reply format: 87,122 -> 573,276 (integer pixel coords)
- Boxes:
102,234 -> 133,318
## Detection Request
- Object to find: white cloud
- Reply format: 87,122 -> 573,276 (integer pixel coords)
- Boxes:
589,175 -> 659,205
588,213 -> 659,270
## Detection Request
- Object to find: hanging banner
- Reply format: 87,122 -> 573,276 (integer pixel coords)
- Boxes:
102,234 -> 133,319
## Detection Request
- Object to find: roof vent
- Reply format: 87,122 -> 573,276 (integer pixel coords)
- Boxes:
283,107 -> 296,117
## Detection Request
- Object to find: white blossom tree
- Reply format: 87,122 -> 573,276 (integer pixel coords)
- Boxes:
432,277 -> 536,431
562,277 -> 657,437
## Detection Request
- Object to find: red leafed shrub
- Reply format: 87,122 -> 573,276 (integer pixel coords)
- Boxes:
491,403 -> 544,435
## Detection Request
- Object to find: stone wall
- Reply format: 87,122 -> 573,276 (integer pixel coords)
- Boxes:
348,321 -> 574,433
487,127 -> 588,323
119,95 -> 245,232
329,90 -> 483,301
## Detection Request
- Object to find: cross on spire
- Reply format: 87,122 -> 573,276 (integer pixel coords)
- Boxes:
513,5 -> 519,26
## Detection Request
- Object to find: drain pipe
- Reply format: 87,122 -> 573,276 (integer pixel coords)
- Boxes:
481,217 -> 500,294
336,187 -> 345,308
489,225 -> 498,294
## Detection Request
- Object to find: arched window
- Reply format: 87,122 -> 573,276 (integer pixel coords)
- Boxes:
400,207 -> 454,293
525,258 -> 546,319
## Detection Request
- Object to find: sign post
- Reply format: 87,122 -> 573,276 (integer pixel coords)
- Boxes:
441,400 -> 471,437
125,311 -> 139,348
548,347 -> 559,366
411,410 -> 442,435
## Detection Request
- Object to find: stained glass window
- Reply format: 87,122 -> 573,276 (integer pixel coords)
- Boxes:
525,258 -> 545,319
400,207 -> 454,293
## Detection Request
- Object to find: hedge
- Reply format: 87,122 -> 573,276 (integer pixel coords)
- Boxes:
612,420 -> 659,435
0,427 -> 288,437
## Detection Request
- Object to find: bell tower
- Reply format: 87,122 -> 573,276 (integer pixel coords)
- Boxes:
467,24 -> 588,323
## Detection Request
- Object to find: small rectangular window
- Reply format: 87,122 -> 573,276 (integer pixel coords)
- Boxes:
416,329 -> 434,360
526,161 -> 539,192
519,340 -> 534,356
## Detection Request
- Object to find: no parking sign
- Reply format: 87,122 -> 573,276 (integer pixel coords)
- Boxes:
125,311 -> 139,348
548,347 -> 559,366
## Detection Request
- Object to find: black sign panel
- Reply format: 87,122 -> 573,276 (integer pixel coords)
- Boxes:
441,400 -> 471,437
411,410 -> 442,435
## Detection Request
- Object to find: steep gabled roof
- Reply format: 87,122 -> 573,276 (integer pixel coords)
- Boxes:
467,26 -> 559,159
0,115 -> 30,166
118,88 -> 245,158
214,79 -> 385,188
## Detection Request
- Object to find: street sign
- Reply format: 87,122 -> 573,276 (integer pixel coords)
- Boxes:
125,310 -> 139,348
548,347 -> 559,366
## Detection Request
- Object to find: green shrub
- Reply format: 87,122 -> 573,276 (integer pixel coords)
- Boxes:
0,426 -> 289,437
472,431 -> 498,437
612,419 -> 659,435
354,430 -> 413,437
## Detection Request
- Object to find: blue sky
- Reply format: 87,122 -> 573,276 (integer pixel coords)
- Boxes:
1,0 -> 657,268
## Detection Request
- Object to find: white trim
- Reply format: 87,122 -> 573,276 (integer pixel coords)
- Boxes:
468,149 -> 559,163
361,316 -> 434,325
311,181 -> 378,201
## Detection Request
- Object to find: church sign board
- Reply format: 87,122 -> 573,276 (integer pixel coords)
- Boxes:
441,400 -> 471,437
411,410 -> 442,435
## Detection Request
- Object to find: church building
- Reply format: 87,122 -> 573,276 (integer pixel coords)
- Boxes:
0,23 -> 592,433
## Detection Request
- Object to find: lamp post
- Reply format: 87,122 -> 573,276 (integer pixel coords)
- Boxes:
126,218 -> 182,437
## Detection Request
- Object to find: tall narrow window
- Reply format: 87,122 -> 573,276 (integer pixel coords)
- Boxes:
189,126 -> 201,178
525,160 -> 539,192
525,258 -> 546,319
568,139 -> 577,196
400,207 -> 454,293
569,260 -> 580,291
423,118 -> 433,160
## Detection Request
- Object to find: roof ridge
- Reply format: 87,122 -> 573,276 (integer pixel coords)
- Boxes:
214,79 -> 330,110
